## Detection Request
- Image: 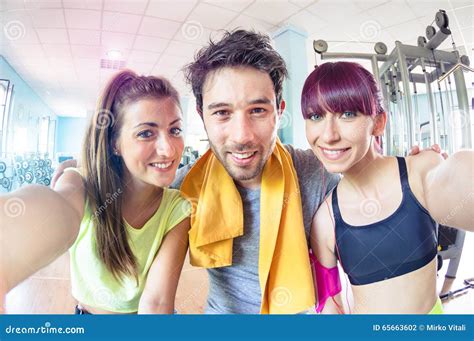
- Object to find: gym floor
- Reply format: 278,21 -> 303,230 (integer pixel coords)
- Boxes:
5,232 -> 473,314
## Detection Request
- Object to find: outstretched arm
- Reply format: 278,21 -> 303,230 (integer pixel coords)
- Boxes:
0,170 -> 85,298
50,159 -> 79,189
310,196 -> 344,314
0,276 -> 6,313
421,150 -> 474,231
138,218 -> 190,314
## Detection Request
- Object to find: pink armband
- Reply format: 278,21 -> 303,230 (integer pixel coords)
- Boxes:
309,250 -> 341,313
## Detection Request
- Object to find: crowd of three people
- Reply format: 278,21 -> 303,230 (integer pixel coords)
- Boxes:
0,29 -> 472,315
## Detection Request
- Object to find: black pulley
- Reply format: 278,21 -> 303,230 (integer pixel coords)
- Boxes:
426,25 -> 436,39
460,55 -> 470,66
435,10 -> 449,29
417,36 -> 427,47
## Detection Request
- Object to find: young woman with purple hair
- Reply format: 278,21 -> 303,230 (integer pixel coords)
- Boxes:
302,61 -> 473,314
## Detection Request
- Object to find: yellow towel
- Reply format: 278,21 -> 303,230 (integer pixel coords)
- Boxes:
180,139 -> 315,314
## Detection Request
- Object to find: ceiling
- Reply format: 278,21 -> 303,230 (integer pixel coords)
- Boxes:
1,0 -> 473,117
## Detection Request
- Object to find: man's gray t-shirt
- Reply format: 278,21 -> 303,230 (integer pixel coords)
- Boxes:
171,145 -> 340,314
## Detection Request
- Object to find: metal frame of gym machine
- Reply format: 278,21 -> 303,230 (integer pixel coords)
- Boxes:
312,9 -> 472,295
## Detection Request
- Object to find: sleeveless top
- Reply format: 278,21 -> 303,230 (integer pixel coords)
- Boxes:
333,157 -> 437,285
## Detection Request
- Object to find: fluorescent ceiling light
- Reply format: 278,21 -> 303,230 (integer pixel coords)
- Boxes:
106,50 -> 123,60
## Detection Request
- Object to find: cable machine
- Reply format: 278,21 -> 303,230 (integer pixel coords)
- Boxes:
312,9 -> 473,298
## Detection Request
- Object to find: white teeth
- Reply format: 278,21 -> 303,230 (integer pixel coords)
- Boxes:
232,152 -> 255,159
151,161 -> 172,169
323,149 -> 347,155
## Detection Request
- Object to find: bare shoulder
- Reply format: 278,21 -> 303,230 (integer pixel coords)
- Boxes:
311,192 -> 338,266
314,193 -> 334,225
311,192 -> 335,245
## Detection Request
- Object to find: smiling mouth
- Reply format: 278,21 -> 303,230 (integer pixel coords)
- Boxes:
230,151 -> 257,159
319,147 -> 351,160
149,160 -> 174,169
228,151 -> 258,166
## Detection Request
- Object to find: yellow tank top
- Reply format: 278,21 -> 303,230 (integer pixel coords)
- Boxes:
69,188 -> 190,313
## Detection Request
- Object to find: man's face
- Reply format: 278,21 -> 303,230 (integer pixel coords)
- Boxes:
201,66 -> 283,188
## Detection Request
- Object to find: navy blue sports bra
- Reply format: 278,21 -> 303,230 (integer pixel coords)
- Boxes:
333,157 -> 438,286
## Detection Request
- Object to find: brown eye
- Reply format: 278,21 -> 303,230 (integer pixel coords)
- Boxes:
213,110 -> 229,117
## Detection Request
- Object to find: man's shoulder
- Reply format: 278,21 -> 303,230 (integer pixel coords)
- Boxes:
284,143 -> 340,188
284,144 -> 317,164
284,144 -> 326,175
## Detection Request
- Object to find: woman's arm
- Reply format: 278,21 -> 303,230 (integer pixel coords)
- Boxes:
420,150 -> 474,231
138,218 -> 190,314
0,274 -> 6,313
310,197 -> 344,314
50,159 -> 79,189
0,170 -> 85,295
